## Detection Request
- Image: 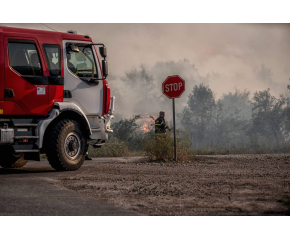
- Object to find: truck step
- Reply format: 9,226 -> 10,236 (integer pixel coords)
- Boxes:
91,127 -> 101,132
14,123 -> 38,127
15,149 -> 39,153
14,136 -> 39,139
92,143 -> 105,148
13,144 -> 39,153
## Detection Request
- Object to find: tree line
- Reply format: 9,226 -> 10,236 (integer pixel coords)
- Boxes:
181,84 -> 290,153
107,64 -> 290,154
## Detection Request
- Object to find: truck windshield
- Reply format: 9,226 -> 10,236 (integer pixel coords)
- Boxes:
67,45 -> 98,78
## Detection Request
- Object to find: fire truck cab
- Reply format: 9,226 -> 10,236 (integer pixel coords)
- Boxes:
0,26 -> 115,171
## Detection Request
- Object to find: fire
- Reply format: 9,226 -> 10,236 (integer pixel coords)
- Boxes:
135,114 -> 157,133
140,122 -> 150,133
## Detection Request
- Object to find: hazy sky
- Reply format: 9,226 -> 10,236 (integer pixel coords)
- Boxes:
2,23 -> 289,93
1,23 -> 289,118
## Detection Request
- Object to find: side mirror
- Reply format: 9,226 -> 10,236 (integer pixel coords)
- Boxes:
69,44 -> 79,52
102,60 -> 108,78
99,46 -> 107,58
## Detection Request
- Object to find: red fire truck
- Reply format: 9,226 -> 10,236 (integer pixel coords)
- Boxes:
0,26 -> 115,171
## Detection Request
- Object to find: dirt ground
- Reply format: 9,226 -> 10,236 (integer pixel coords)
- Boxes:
59,154 -> 290,215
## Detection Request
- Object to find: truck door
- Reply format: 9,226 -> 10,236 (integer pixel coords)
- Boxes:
62,40 -> 103,115
4,36 -> 49,115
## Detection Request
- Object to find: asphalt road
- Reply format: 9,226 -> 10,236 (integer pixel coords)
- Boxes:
0,158 -> 139,216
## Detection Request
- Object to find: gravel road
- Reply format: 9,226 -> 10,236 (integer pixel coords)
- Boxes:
0,160 -> 137,216
59,154 -> 290,215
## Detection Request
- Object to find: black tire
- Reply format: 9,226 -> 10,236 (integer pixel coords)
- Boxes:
46,119 -> 87,171
0,147 -> 28,168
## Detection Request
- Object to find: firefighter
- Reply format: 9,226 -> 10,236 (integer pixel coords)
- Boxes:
155,111 -> 171,137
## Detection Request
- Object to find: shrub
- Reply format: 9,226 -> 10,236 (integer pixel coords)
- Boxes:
88,138 -> 130,157
144,133 -> 194,162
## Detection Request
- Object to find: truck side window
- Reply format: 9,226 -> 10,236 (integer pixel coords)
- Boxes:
66,44 -> 98,78
8,41 -> 43,76
43,44 -> 61,77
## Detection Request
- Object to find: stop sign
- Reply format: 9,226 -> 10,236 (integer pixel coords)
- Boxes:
162,75 -> 185,99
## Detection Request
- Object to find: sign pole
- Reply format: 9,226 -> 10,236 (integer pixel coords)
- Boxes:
172,98 -> 177,161
162,75 -> 185,162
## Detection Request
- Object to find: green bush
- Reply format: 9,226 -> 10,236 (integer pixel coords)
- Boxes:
88,138 -> 130,157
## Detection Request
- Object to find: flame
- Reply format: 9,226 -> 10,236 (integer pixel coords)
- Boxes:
140,122 -> 150,133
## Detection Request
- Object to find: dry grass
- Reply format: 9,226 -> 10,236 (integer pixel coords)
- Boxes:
143,135 -> 194,162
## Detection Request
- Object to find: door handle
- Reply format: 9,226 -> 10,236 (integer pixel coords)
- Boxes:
4,89 -> 15,98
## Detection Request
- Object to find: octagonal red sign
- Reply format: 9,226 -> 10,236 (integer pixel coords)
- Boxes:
162,75 -> 185,99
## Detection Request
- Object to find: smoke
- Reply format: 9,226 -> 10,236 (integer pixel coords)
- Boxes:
1,23 -> 289,119
108,59 -> 207,121
220,89 -> 252,120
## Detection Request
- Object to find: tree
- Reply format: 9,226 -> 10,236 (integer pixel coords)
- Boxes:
281,95 -> 290,142
111,116 -> 140,143
181,84 -> 217,147
121,65 -> 154,85
221,89 -> 252,120
248,89 -> 286,150
181,85 -> 251,150
111,115 -> 150,151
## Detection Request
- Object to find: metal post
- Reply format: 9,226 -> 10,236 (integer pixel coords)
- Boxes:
172,98 -> 177,161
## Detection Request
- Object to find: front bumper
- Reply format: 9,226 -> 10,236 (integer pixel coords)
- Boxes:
104,96 -> 115,133
88,96 -> 115,140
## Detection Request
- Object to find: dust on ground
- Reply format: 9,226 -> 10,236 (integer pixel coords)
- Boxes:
58,154 -> 290,215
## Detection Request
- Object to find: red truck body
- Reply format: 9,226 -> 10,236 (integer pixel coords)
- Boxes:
0,26 -> 110,116
0,26 -> 114,171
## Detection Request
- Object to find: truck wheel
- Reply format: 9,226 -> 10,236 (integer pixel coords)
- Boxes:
0,147 -> 28,168
46,119 -> 87,171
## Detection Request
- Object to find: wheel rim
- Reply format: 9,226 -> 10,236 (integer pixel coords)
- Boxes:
64,132 -> 81,160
